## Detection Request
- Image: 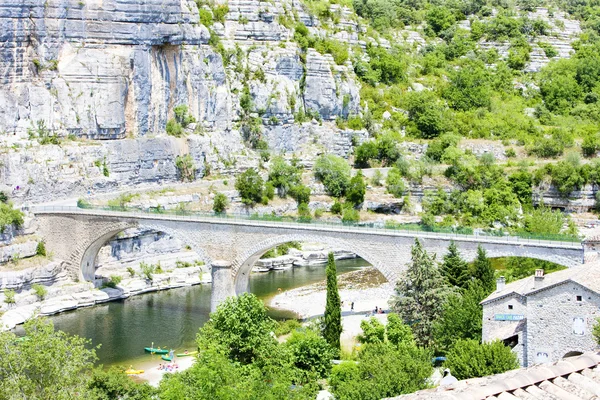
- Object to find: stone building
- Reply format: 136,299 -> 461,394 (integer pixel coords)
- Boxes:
481,264 -> 600,367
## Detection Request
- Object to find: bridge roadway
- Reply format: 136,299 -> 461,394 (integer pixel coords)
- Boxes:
33,206 -> 585,310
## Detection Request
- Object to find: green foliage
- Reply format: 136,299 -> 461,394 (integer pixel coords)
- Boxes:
268,156 -> 302,197
0,203 -> 24,232
593,318 -> 600,345
405,91 -> 447,138
32,283 -> 47,300
342,206 -> 360,223
289,184 -> 311,205
212,4 -> 229,23
355,45 -> 407,85
175,154 -> 195,182
298,203 -> 313,222
285,329 -> 335,378
213,192 -> 229,214
166,119 -> 183,137
441,242 -> 470,289
391,239 -> 452,346
444,339 -> 519,380
127,267 -> 135,277
522,206 -> 564,235
313,37 -> 350,65
140,262 -> 155,281
331,201 -> 343,215
314,154 -> 351,197
3,289 -> 15,304
28,120 -> 60,145
197,293 -> 278,365
433,282 -> 487,352
358,317 -> 385,344
235,168 -> 265,206
102,275 -> 122,289
324,252 -> 342,351
386,167 -> 406,198
498,257 -> 566,283
77,198 -> 92,209
198,8 -> 213,26
88,367 -> 155,399
472,246 -> 495,293
173,104 -> 195,128
0,318 -> 97,399
329,343 -> 432,400
385,313 -> 416,347
36,241 -> 47,257
275,319 -> 302,336
444,59 -> 491,111
346,171 -> 366,205
426,6 -> 456,35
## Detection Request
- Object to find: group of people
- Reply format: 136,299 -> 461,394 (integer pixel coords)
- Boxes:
158,363 -> 179,372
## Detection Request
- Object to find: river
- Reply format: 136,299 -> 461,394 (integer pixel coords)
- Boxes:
15,258 -> 369,367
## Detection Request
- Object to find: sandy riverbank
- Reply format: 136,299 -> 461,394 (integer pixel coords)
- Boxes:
130,354 -> 196,387
269,267 -> 395,352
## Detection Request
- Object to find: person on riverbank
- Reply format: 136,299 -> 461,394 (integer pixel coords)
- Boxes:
351,302 -> 354,311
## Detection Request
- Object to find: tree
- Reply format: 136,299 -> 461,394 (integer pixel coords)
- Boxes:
444,59 -> 491,111
441,242 -> 470,289
405,91 -> 446,139
267,156 -> 301,197
391,239 -> 452,346
314,154 -> 351,198
386,167 -> 406,198
324,252 -> 342,351
354,141 -> 378,167
433,282 -> 487,352
0,318 -> 97,399
198,293 -> 277,365
386,313 -> 415,347
472,246 -> 495,293
329,343 -> 432,400
285,329 -> 335,379
289,184 -> 311,205
235,168 -> 265,206
213,192 -> 229,214
175,154 -> 195,182
444,339 -> 519,380
426,6 -> 456,35
346,171 -> 366,206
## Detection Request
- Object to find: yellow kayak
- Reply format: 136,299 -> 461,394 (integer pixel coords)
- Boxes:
125,369 -> 144,375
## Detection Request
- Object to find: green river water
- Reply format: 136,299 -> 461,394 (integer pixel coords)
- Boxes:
15,258 -> 368,368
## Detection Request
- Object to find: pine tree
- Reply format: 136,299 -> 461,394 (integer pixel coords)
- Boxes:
440,241 -> 470,289
391,239 -> 452,347
323,252 -> 342,351
473,245 -> 495,294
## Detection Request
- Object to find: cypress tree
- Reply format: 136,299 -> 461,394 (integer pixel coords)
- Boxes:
391,239 -> 452,347
441,241 -> 470,289
473,245 -> 495,294
323,252 -> 342,351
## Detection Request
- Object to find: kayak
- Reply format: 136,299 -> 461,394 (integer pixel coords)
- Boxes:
176,351 -> 198,357
145,347 -> 169,354
125,369 -> 144,375
161,355 -> 172,362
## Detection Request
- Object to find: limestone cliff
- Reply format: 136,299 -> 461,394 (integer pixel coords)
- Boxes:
0,0 -> 363,201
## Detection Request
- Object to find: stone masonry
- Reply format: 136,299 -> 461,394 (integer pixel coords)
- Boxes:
35,208 -> 584,310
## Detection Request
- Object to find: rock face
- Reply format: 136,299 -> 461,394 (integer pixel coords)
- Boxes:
0,0 -> 363,202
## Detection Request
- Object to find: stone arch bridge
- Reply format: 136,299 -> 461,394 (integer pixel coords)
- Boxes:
34,207 -> 585,311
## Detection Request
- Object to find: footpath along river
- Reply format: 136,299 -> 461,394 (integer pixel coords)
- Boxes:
14,258 -> 369,368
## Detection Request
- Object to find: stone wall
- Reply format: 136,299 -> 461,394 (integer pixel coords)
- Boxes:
525,282 -> 600,366
482,293 -> 527,365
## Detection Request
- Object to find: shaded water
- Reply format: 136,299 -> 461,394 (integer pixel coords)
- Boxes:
16,258 -> 369,367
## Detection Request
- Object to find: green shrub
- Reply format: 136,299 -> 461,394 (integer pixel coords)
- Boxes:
235,168 -> 265,206
331,201 -> 343,215
166,119 -> 183,137
285,329 -> 336,378
199,8 -> 213,26
3,289 -> 15,304
0,203 -> 24,232
77,198 -> 92,209
386,168 -> 406,198
213,192 -> 229,213
298,203 -> 313,222
32,284 -> 47,301
444,339 -> 519,380
314,154 -> 351,198
342,207 -> 360,224
175,154 -> 195,182
140,262 -> 155,281
212,4 -> 229,23
275,319 -> 302,336
36,241 -> 46,257
103,275 -> 122,289
127,267 -> 135,277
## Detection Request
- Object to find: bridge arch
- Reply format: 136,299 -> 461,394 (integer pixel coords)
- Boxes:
77,222 -> 211,282
232,233 -> 391,294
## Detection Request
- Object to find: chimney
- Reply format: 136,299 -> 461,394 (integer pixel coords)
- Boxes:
534,269 -> 544,289
496,276 -> 505,292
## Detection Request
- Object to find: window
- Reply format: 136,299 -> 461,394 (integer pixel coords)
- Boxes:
573,317 -> 585,335
576,296 -> 582,301
508,305 -> 514,310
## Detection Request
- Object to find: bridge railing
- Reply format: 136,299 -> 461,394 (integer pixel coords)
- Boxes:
32,205 -> 583,248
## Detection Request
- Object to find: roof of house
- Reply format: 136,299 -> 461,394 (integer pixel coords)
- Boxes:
388,352 -> 600,400
481,261 -> 600,305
